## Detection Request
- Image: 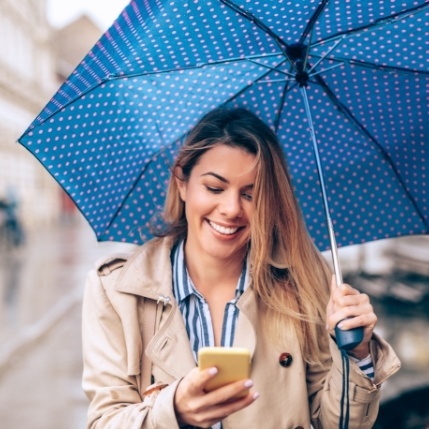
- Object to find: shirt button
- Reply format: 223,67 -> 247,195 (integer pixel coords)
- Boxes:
279,352 -> 293,367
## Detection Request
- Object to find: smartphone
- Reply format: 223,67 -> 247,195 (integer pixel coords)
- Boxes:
198,347 -> 251,398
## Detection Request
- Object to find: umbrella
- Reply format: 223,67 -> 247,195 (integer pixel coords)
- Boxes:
18,0 -> 429,266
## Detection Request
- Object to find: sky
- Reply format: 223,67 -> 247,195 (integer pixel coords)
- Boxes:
47,0 -> 131,30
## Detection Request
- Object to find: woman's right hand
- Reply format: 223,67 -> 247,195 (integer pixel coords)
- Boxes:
174,367 -> 259,428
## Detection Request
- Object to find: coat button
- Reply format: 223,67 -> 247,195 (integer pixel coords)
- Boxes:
279,352 -> 293,367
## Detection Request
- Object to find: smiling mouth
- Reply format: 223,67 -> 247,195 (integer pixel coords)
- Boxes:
208,220 -> 241,235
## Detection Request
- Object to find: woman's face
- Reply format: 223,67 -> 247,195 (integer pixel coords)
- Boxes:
176,144 -> 257,264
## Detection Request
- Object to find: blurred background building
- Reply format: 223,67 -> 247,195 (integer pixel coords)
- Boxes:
0,0 -> 58,229
0,0 -> 101,232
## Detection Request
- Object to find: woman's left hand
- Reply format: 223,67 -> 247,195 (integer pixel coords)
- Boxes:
326,275 -> 378,359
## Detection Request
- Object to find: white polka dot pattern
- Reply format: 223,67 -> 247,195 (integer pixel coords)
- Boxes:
18,0 -> 429,249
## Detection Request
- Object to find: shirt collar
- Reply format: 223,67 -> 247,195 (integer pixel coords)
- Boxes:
172,239 -> 250,304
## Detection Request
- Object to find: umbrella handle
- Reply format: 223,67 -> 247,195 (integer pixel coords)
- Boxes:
335,324 -> 364,351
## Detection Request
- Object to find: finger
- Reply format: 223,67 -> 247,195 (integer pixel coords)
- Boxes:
333,292 -> 370,309
327,302 -> 376,331
330,286 -> 363,316
197,367 -> 220,392
333,283 -> 360,299
197,388 -> 259,427
174,367 -> 223,426
329,277 -> 359,308
204,379 -> 254,404
336,312 -> 377,331
179,366 -> 219,398
327,277 -> 363,331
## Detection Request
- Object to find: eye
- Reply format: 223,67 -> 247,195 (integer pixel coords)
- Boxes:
206,186 -> 223,194
242,192 -> 253,201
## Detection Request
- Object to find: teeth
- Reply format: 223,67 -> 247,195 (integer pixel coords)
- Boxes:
209,221 -> 239,235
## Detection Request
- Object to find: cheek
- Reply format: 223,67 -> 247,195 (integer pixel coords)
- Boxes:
244,204 -> 254,223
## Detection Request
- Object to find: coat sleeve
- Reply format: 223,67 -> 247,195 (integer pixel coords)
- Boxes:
307,333 -> 401,429
81,269 -> 181,429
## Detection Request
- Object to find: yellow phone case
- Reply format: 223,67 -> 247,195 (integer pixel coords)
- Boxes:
198,347 -> 251,398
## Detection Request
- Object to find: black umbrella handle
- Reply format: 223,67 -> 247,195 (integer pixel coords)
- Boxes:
335,322 -> 364,351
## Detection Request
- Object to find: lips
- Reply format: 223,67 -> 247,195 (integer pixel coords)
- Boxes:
208,220 -> 241,235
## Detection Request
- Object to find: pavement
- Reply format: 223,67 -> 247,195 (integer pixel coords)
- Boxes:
0,217 -> 135,429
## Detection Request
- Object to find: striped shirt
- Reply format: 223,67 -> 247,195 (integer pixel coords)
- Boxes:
172,239 -> 250,362
350,354 -> 375,380
171,239 -> 374,428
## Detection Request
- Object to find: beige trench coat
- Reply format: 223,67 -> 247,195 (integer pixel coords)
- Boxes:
82,237 -> 400,429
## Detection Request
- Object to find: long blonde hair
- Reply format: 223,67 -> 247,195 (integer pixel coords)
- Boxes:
157,107 -> 332,364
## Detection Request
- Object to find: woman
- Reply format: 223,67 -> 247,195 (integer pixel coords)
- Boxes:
82,108 -> 400,429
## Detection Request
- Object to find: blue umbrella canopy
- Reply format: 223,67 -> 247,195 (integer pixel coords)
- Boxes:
18,0 -> 429,250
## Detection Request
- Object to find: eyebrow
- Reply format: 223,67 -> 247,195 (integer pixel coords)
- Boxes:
201,172 -> 254,189
201,172 -> 229,183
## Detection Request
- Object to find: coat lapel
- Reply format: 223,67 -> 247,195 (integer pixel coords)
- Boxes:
113,237 -> 197,380
145,301 -> 196,379
233,287 -> 258,357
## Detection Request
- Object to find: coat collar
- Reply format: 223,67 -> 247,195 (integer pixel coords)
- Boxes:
114,236 -> 176,300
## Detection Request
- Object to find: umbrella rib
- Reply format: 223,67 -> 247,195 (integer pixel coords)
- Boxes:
312,2 -> 429,48
314,73 -> 429,230
308,37 -> 345,75
274,78 -> 293,133
220,0 -> 302,72
311,55 -> 429,77
247,59 -> 294,77
106,52 -> 286,79
24,53 -> 287,129
220,0 -> 289,50
222,60 -> 290,106
102,144 -> 173,235
299,0 -> 331,44
309,63 -> 344,78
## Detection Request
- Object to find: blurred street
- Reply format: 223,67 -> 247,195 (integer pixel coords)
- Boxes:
0,218 -> 135,429
0,219 -> 428,428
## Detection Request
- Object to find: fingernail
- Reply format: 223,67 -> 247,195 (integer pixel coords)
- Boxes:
208,367 -> 218,376
243,379 -> 253,388
253,392 -> 260,400
338,322 -> 345,329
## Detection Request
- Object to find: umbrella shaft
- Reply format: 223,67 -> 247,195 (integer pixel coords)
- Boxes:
300,86 -> 343,285
328,217 -> 343,286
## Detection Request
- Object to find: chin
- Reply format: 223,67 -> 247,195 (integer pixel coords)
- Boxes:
205,242 -> 248,261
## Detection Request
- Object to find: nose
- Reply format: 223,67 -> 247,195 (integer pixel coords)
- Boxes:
219,191 -> 243,219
